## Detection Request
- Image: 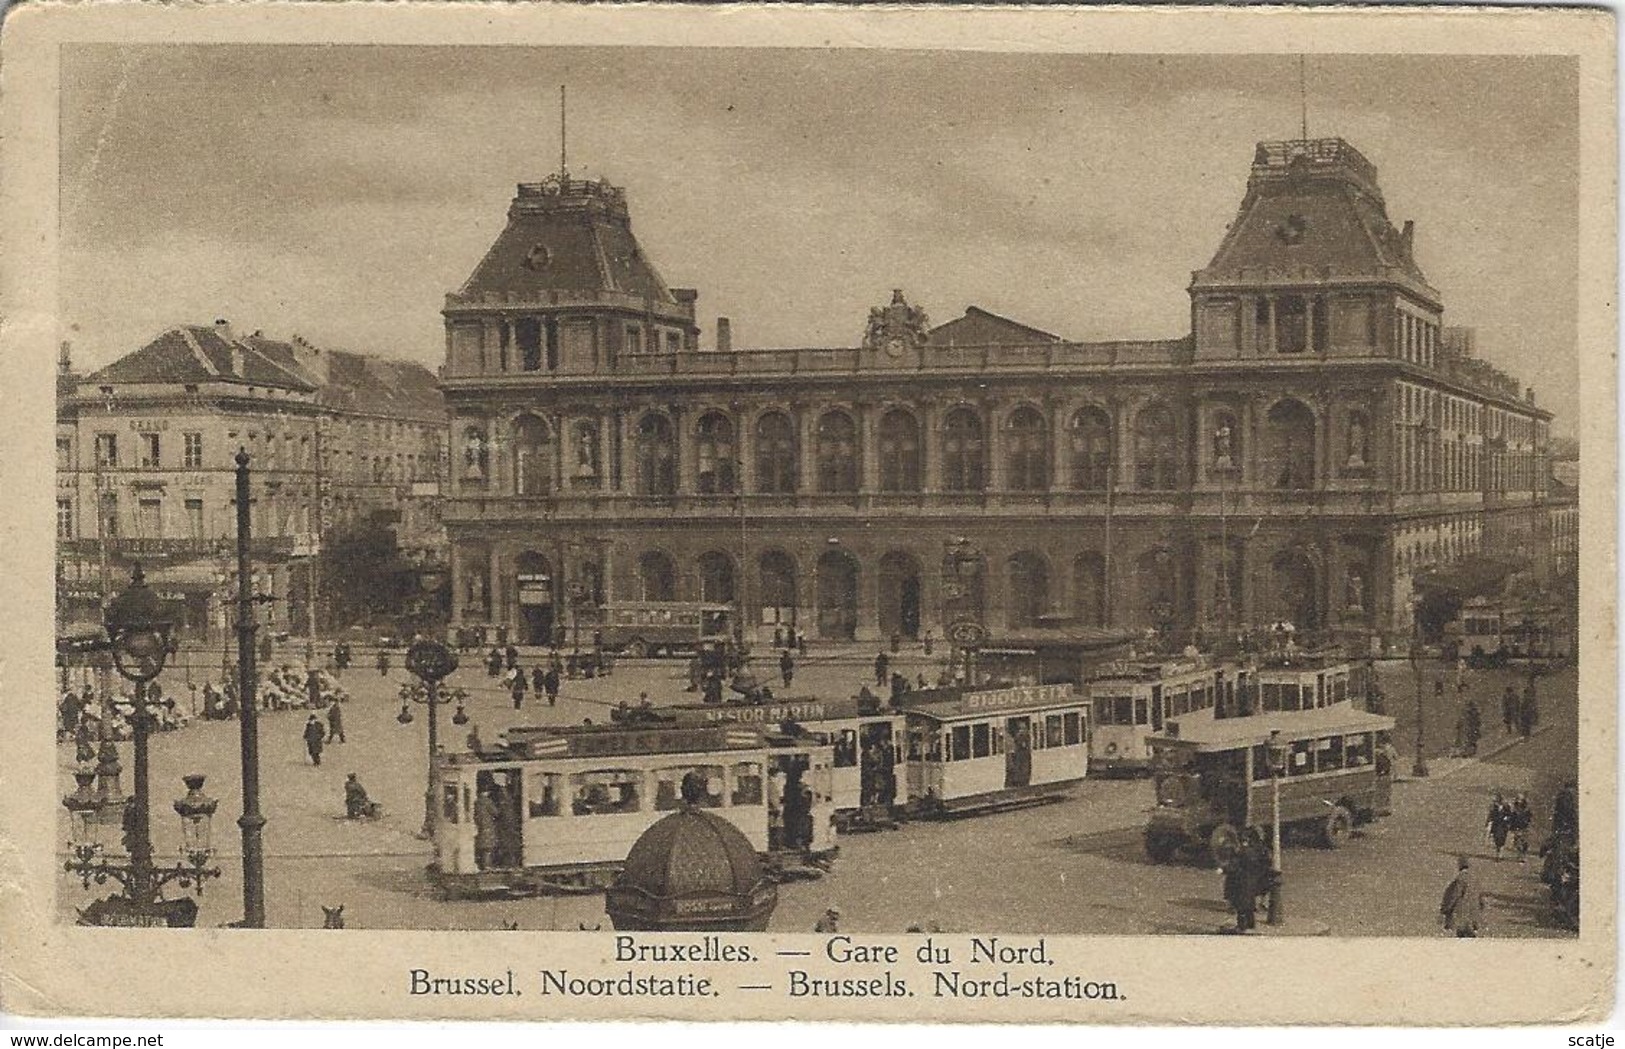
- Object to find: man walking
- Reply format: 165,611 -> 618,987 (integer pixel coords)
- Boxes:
510,667 -> 528,710
543,664 -> 560,707
376,648 -> 391,677
780,649 -> 795,689
302,713 -> 326,766
326,697 -> 345,744
874,651 -> 889,688
1440,856 -> 1484,937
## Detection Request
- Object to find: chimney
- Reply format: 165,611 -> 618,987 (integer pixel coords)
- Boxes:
58,340 -> 72,375
214,318 -> 234,343
716,317 -> 732,354
672,288 -> 699,321
1400,220 -> 1415,258
1526,387 -> 1536,405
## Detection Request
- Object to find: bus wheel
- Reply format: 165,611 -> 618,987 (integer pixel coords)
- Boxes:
1145,833 -> 1179,864
1208,824 -> 1241,868
627,638 -> 649,659
1321,806 -> 1353,848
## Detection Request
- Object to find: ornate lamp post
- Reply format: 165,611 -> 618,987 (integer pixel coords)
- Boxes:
1408,594 -> 1430,778
62,566 -> 221,926
1265,728 -> 1288,925
397,638 -> 458,842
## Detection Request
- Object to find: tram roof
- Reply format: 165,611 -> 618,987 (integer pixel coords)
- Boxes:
1086,656 -> 1216,684
1151,707 -> 1396,750
898,683 -> 1084,722
665,695 -> 885,726
1249,649 -> 1351,672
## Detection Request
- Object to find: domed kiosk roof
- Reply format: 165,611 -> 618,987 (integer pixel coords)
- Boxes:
605,773 -> 778,932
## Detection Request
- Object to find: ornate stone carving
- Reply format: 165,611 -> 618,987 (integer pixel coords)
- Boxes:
862,289 -> 930,356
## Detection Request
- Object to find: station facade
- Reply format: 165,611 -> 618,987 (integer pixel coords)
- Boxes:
439,138 -> 1556,648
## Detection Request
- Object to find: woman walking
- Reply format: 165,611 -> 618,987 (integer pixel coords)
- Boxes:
1485,792 -> 1513,860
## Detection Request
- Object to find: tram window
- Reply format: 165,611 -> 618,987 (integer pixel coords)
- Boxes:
1133,697 -> 1148,725
1319,736 -> 1345,771
1262,684 -> 1282,711
1333,677 -> 1347,704
1316,676 -> 1326,708
1284,685 -> 1303,711
1063,712 -> 1082,746
731,762 -> 764,806
528,772 -> 563,817
1345,732 -> 1374,767
1045,714 -> 1065,748
1172,689 -> 1189,715
991,725 -> 1005,755
950,726 -> 972,761
1112,696 -> 1132,725
1288,740 -> 1313,775
570,769 -> 644,815
907,727 -> 931,762
972,723 -> 991,758
653,766 -> 724,810
834,730 -> 859,768
1251,745 -> 1271,781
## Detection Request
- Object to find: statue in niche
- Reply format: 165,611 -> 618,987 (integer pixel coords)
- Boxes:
1212,423 -> 1234,470
575,426 -> 598,479
1347,414 -> 1370,468
1345,569 -> 1365,612
463,430 -> 487,481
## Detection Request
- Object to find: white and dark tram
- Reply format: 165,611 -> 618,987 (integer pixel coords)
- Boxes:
432,721 -> 837,897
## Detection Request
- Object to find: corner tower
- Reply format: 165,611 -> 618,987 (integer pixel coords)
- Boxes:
1190,138 -> 1443,366
442,174 -> 699,379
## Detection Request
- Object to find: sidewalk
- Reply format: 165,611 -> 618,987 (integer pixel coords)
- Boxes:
1395,721 -> 1554,783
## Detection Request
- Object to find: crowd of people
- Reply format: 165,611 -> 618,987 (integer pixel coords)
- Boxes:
58,682 -> 193,743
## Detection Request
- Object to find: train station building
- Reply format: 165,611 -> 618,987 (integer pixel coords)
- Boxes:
438,137 -> 1557,649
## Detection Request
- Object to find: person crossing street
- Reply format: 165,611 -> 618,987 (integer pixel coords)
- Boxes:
302,714 -> 326,766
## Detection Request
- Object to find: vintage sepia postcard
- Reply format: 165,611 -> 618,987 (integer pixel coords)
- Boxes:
0,2 -> 1615,1027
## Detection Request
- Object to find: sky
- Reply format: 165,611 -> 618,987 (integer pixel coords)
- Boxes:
59,47 -> 1579,433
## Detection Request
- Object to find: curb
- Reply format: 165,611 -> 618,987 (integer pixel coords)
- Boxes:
1434,723 -> 1555,778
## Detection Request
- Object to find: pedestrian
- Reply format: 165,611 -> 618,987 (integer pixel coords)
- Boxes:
686,655 -> 702,693
1222,832 -> 1264,933
1502,685 -> 1518,734
487,647 -> 503,677
890,633 -> 901,655
510,668 -> 528,710
1551,780 -> 1578,840
505,643 -> 519,671
1510,793 -> 1533,863
543,665 -> 560,706
376,649 -> 390,677
1485,792 -> 1512,860
306,668 -> 323,710
774,625 -> 785,649
874,651 -> 889,687
814,906 -> 841,933
780,650 -> 795,689
531,665 -> 546,695
1463,699 -> 1482,756
1440,856 -> 1485,937
923,631 -> 934,656
797,630 -> 807,657
302,714 -> 326,766
344,773 -> 378,819
327,697 -> 345,744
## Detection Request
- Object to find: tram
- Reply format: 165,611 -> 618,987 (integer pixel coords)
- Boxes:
1247,650 -> 1357,715
1142,704 -> 1396,862
1084,658 -> 1225,775
433,721 -> 837,897
900,683 -> 1092,816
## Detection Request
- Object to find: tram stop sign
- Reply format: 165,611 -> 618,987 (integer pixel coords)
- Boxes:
406,639 -> 458,683
946,619 -> 987,647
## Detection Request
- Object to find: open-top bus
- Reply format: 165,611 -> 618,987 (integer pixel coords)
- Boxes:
433,720 -> 835,896
1142,704 -> 1396,863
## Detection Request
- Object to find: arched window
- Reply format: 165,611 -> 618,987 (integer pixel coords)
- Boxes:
1210,409 -> 1240,474
942,408 -> 985,492
1266,400 -> 1316,489
754,412 -> 796,494
816,411 -> 858,493
878,409 -> 921,492
1006,406 -> 1048,491
1073,552 -> 1105,627
759,550 -> 798,628
461,425 -> 488,484
1068,407 -> 1112,491
698,551 -> 735,604
1133,404 -> 1178,490
638,551 -> 677,602
636,414 -> 677,496
514,414 -> 552,496
1007,552 -> 1049,628
696,413 -> 736,494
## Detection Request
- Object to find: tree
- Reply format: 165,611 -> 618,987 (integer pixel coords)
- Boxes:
316,516 -> 421,630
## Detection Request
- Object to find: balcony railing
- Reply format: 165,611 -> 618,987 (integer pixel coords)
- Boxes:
59,536 -> 298,558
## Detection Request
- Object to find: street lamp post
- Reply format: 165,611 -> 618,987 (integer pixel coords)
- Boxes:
62,566 -> 222,927
1265,728 -> 1288,925
1409,596 -> 1430,778
235,450 -> 268,927
399,638 -> 458,843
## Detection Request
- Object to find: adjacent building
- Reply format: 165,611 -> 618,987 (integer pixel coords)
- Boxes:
56,324 -> 447,640
436,137 -> 1560,648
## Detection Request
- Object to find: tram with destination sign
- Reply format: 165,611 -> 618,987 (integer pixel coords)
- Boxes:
899,683 -> 1092,816
1083,659 -> 1227,776
1248,651 -> 1358,716
432,721 -> 836,897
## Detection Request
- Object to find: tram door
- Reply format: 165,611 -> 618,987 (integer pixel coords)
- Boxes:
775,746 -> 837,853
1004,717 -> 1032,788
858,722 -> 898,807
475,769 -> 524,870
438,769 -> 477,875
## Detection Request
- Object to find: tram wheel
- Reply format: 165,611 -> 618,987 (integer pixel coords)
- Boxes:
1321,806 -> 1353,848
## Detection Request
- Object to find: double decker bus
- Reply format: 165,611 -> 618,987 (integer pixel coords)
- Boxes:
1142,705 -> 1396,863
